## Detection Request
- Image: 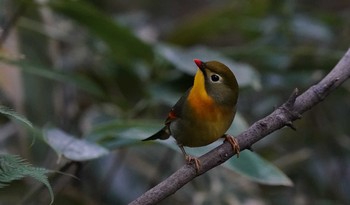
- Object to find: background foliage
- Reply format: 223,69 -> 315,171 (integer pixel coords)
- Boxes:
0,0 -> 350,204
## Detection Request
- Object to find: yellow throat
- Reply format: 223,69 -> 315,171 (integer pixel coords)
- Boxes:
187,69 -> 217,118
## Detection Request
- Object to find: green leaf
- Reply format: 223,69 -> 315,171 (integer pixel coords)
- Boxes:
48,0 -> 153,64
44,128 -> 109,161
0,105 -> 33,128
86,120 -> 162,149
224,151 -> 293,186
0,154 -> 54,204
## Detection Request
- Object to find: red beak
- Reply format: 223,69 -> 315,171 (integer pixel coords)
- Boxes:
194,59 -> 206,74
194,59 -> 204,69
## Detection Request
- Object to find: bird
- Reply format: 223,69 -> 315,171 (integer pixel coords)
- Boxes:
143,59 -> 240,171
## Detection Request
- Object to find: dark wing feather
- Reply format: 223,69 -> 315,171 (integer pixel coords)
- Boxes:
165,88 -> 191,125
143,88 -> 191,141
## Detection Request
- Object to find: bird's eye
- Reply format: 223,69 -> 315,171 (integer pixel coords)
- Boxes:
211,74 -> 220,82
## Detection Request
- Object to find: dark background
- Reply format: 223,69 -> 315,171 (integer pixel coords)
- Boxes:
0,0 -> 350,204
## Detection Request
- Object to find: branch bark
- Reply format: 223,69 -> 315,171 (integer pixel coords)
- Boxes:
129,48 -> 350,205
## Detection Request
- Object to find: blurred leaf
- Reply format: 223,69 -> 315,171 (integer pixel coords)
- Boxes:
0,105 -> 33,128
44,128 -> 109,161
225,151 -> 293,186
148,84 -> 183,107
227,112 -> 250,135
156,44 -> 261,90
0,154 -> 54,204
86,120 -> 162,149
292,14 -> 333,43
2,60 -> 107,99
48,0 -> 153,64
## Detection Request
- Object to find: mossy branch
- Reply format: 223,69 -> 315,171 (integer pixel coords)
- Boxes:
129,48 -> 350,205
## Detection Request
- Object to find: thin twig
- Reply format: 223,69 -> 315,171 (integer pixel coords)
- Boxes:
129,48 -> 350,205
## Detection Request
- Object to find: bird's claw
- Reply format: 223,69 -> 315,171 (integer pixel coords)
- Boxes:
224,134 -> 240,157
185,155 -> 201,172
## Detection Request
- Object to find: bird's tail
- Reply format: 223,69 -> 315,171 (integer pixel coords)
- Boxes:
142,126 -> 170,141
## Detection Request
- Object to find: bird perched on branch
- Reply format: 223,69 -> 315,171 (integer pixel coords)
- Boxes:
143,59 -> 240,171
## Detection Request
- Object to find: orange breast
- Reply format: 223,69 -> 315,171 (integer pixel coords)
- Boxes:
187,69 -> 222,120
188,93 -> 222,120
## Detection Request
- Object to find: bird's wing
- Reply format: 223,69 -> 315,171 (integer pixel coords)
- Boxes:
165,88 -> 191,125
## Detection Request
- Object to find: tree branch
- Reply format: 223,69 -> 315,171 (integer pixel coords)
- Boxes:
129,48 -> 350,205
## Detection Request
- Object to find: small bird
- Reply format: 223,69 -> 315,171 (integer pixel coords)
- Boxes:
143,59 -> 240,171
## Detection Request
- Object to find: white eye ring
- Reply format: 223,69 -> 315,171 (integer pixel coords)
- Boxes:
210,74 -> 221,82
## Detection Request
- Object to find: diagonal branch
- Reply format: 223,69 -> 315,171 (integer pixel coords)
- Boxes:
129,48 -> 350,205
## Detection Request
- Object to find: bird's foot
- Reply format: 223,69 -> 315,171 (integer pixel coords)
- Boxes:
223,134 -> 240,157
178,144 -> 201,172
185,155 -> 201,172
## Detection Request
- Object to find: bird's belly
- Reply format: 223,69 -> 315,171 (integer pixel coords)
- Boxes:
170,115 -> 233,147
